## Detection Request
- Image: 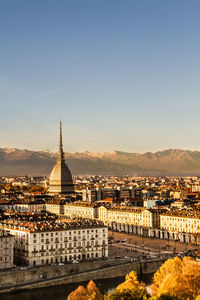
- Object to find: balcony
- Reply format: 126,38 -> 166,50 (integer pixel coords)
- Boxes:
32,250 -> 38,254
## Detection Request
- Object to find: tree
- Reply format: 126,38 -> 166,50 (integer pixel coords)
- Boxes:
105,288 -> 148,300
115,271 -> 145,292
151,257 -> 200,300
68,280 -> 103,300
151,294 -> 182,300
4,184 -> 12,191
29,185 -> 45,192
105,271 -> 148,300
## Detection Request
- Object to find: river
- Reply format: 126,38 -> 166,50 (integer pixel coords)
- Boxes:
1,274 -> 153,300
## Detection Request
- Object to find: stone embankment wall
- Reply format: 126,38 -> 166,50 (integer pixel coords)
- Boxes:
0,258 -> 165,294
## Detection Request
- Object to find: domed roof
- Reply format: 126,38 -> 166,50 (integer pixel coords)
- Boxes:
49,161 -> 73,184
48,122 -> 74,195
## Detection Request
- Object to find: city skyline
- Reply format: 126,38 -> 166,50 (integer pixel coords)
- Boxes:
1,0 -> 200,153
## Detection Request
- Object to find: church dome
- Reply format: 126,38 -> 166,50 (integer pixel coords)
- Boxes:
48,122 -> 74,195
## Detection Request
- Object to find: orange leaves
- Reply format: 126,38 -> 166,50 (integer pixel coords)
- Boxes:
151,257 -> 200,300
68,280 -> 103,300
116,270 -> 145,292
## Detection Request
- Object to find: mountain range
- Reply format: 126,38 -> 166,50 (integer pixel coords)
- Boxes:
1,148 -> 200,176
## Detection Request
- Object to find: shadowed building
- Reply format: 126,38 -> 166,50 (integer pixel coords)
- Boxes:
48,122 -> 74,195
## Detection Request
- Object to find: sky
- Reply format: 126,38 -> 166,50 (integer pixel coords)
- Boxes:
1,0 -> 200,153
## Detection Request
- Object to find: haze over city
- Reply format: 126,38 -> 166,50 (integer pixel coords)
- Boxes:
1,0 -> 200,153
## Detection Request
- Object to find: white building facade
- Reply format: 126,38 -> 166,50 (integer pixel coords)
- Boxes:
0,220 -> 108,266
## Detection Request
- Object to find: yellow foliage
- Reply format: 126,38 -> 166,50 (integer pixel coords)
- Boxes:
4,184 -> 12,190
116,270 -> 145,292
68,280 -> 103,300
151,257 -> 200,300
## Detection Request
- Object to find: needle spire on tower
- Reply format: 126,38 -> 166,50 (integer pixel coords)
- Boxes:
58,120 -> 64,162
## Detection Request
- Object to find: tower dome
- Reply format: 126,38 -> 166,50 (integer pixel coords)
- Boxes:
48,122 -> 74,195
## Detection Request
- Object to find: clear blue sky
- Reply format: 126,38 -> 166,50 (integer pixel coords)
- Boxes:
1,0 -> 200,153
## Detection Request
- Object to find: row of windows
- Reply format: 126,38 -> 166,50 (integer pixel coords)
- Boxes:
32,240 -> 107,249
162,217 -> 200,222
33,229 -> 105,238
0,256 -> 12,261
32,252 -> 104,265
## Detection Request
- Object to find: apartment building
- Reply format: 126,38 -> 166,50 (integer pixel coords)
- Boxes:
45,200 -> 62,215
98,206 -> 159,228
63,202 -> 98,219
0,230 -> 14,269
160,211 -> 200,234
13,200 -> 45,213
0,219 -> 108,266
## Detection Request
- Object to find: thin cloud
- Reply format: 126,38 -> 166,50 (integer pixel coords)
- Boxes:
26,84 -> 70,102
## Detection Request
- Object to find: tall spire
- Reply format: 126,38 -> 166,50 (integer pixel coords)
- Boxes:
58,121 -> 64,162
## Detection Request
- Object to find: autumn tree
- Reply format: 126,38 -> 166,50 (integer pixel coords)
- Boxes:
105,271 -> 148,300
68,280 -> 103,300
151,294 -> 182,300
151,257 -> 200,300
4,184 -> 12,191
29,185 -> 45,192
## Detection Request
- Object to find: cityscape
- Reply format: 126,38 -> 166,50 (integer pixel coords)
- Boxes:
2,0 -> 200,299
1,122 -> 200,299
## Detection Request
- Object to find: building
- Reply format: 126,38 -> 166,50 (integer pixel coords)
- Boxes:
0,230 -> 14,269
64,202 -> 98,219
0,218 -> 108,266
160,210 -> 200,235
82,189 -> 99,202
45,199 -> 63,215
81,187 -> 135,202
48,122 -> 74,195
13,200 -> 45,213
98,206 -> 159,228
119,187 -> 135,199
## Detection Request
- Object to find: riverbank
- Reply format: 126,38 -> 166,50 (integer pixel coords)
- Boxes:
0,277 -> 127,300
0,258 -> 165,294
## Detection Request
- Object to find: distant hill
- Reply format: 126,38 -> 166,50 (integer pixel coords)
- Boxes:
1,148 -> 200,176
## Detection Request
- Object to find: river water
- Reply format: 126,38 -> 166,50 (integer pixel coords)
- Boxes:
2,274 -> 153,300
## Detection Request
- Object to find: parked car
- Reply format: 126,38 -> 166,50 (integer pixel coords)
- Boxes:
72,260 -> 79,264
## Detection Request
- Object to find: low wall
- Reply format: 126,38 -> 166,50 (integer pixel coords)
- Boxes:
0,258 -> 166,294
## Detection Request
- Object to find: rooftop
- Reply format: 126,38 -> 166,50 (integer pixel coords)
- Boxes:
0,218 -> 106,233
